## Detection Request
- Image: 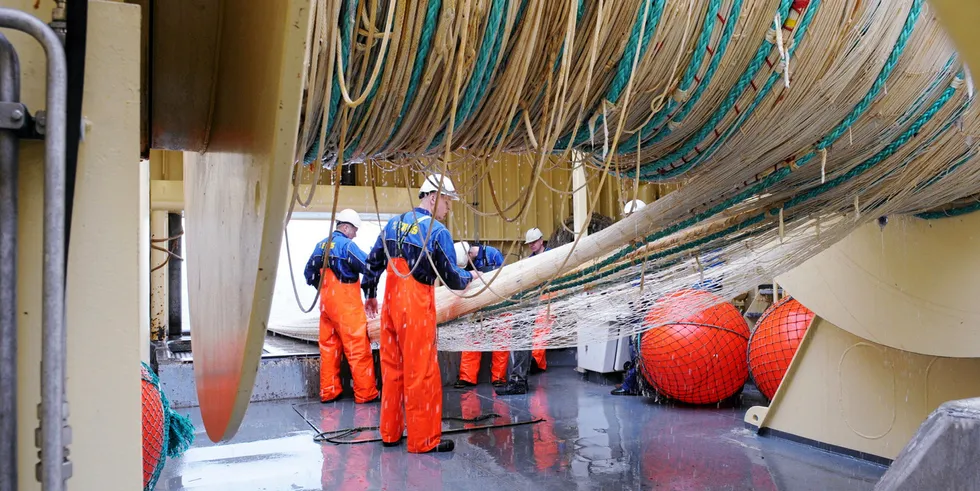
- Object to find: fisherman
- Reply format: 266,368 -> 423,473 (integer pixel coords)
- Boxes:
304,208 -> 379,404
524,227 -> 546,257
525,228 -> 549,372
362,174 -> 477,453
454,241 -> 509,388
611,199 -> 648,396
495,228 -> 550,396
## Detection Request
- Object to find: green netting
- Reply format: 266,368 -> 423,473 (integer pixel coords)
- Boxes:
142,362 -> 195,491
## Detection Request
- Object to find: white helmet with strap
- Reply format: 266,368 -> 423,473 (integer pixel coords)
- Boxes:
454,241 -> 470,268
419,173 -> 460,200
623,199 -> 647,216
335,208 -> 362,228
524,228 -> 543,244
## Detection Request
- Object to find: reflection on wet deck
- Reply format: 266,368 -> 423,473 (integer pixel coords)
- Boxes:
157,371 -> 885,491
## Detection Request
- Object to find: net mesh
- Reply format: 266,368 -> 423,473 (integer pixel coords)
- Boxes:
747,296 -> 815,400
636,289 -> 749,405
141,364 -> 166,491
267,0 -> 980,355
141,362 -> 195,491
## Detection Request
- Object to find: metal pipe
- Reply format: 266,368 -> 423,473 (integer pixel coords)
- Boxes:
0,8 -> 69,491
168,213 -> 183,339
0,32 -> 21,491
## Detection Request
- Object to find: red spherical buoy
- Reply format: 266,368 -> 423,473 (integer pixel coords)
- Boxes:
638,289 -> 750,405
141,362 -> 195,490
748,297 -> 814,400
142,364 -> 167,491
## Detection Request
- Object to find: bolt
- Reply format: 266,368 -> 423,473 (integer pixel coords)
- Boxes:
10,109 -> 23,121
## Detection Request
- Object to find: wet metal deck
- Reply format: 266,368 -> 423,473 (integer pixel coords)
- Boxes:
156,370 -> 886,490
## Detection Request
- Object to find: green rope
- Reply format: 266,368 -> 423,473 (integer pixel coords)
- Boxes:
586,0 -> 926,266
620,0 -> 793,175
619,0 -> 730,150
815,0 -> 924,152
427,0 -> 509,151
553,0 -> 667,150
861,95 -> 969,193
916,200 -> 980,220
476,72 -> 960,314
782,83 -> 958,210
645,0 -> 923,181
382,0 -> 443,149
303,0 -> 360,165
639,0 -> 823,180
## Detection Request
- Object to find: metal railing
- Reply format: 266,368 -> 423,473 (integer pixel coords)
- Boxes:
0,7 -> 70,491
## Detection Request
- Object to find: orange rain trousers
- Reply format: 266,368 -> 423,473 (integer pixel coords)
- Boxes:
532,309 -> 552,370
458,351 -> 509,385
379,258 -> 443,453
459,311 -> 517,384
319,270 -> 379,403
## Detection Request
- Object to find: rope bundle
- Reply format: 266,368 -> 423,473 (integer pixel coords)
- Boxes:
268,0 -> 980,351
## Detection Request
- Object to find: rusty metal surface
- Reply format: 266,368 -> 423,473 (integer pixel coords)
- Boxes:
147,0 -> 222,152
123,0 -> 150,155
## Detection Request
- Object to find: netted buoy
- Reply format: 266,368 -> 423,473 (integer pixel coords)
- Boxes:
142,362 -> 195,491
638,289 -> 750,405
748,297 -> 814,400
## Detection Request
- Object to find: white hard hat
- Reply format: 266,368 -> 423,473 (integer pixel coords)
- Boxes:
525,228 -> 543,244
419,173 -> 459,200
335,208 -> 362,228
454,241 -> 470,268
623,199 -> 647,215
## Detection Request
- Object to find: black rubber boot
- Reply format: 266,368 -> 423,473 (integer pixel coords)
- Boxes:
382,437 -> 403,448
494,380 -> 528,396
610,387 -> 638,396
453,379 -> 477,388
422,440 -> 455,453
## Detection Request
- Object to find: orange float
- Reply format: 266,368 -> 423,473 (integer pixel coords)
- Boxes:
747,297 -> 814,400
142,363 -> 195,490
638,289 -> 750,404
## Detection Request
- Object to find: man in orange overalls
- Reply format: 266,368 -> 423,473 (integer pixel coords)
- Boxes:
496,228 -> 550,396
362,174 -> 477,453
453,241 -> 508,388
525,228 -> 549,372
304,208 -> 379,404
